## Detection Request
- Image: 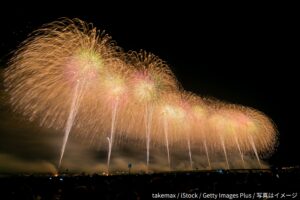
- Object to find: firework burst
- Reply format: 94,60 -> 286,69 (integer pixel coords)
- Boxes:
124,50 -> 179,168
4,18 -> 278,171
4,18 -> 124,167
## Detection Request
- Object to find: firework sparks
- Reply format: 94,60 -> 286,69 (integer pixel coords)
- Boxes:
4,18 -> 278,171
4,18 -> 124,168
125,51 -> 179,169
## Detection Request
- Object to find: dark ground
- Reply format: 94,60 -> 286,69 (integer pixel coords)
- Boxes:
0,169 -> 300,199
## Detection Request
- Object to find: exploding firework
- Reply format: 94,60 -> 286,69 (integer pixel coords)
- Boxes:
4,18 -> 278,171
124,50 -> 179,168
155,91 -> 197,169
189,95 -> 212,169
232,106 -> 278,158
98,62 -> 133,172
4,18 -> 124,167
207,102 -> 277,169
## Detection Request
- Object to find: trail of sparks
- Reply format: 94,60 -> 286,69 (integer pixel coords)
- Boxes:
4,18 -> 278,171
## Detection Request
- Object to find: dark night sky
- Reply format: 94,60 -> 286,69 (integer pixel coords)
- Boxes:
0,4 -> 299,168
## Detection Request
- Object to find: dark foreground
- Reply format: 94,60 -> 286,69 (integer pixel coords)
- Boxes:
0,168 -> 300,200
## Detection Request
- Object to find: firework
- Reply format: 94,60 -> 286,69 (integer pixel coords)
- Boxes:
206,102 -> 277,168
190,95 -> 212,169
155,91 -> 197,169
4,18 -> 278,171
4,18 -> 124,167
123,50 -> 179,168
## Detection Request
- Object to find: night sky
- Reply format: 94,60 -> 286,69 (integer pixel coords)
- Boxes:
0,4 -> 299,171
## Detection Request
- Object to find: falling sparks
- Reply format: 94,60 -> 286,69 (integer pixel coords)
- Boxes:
4,18 -> 278,171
